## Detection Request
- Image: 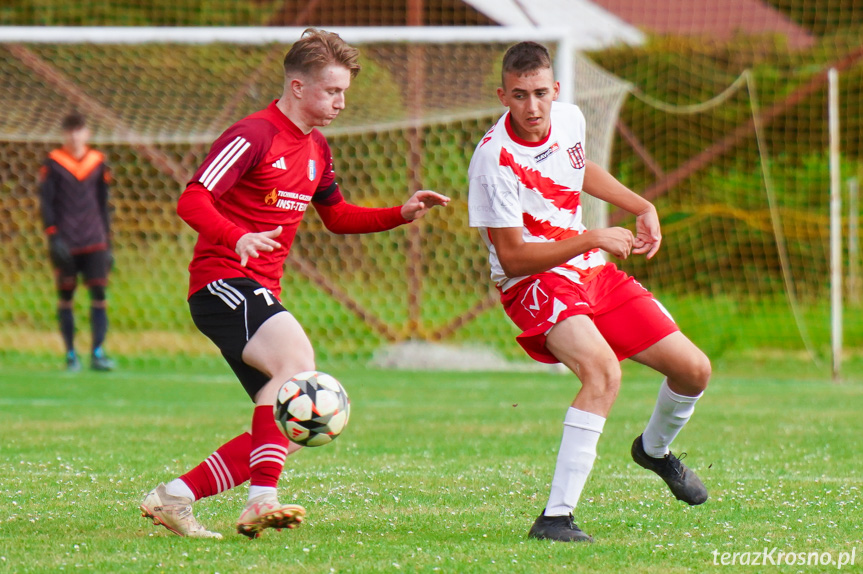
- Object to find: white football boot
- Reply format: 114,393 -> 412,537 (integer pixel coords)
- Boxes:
236,493 -> 305,539
140,483 -> 223,538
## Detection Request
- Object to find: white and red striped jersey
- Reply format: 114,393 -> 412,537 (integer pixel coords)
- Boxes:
467,101 -> 606,291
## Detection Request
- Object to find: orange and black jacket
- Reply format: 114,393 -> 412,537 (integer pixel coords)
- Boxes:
39,147 -> 111,254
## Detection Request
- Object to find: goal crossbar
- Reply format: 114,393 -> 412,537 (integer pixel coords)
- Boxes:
0,25 -> 579,103
0,25 -> 571,45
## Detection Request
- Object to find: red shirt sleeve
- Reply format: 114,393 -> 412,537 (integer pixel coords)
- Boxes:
191,119 -> 271,198
177,182 -> 247,249
313,190 -> 408,234
308,132 -> 408,233
178,119 -> 275,249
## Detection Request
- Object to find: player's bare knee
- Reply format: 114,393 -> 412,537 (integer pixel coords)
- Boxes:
580,358 -> 621,399
670,351 -> 711,395
271,351 -> 316,383
688,350 -> 711,393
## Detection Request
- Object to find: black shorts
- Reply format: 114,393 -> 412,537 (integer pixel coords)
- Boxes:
189,277 -> 287,400
56,250 -> 109,290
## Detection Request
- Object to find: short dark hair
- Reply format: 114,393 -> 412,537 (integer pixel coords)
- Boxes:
61,112 -> 87,132
501,41 -> 552,87
284,28 -> 361,79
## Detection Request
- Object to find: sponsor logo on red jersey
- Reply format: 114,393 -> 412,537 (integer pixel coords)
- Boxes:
269,189 -> 312,212
308,159 -> 316,181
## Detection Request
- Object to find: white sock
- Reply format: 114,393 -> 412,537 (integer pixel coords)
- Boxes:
545,407 -> 606,517
165,478 -> 196,501
248,485 -> 277,501
641,379 -> 702,458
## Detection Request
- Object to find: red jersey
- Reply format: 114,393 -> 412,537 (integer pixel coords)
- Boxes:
179,100 -> 406,298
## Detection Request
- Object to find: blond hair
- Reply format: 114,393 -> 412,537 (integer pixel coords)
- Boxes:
284,28 -> 361,79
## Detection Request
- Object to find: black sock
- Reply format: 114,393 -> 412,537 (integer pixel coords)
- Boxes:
58,307 -> 75,352
90,306 -> 108,352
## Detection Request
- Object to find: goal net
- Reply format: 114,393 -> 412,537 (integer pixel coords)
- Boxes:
2,9 -> 862,371
0,27 -> 630,369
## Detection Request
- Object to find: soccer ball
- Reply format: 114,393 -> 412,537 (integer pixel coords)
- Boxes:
274,371 -> 350,447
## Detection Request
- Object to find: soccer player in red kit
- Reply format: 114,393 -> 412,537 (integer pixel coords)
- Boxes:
140,28 -> 449,539
468,42 -> 710,542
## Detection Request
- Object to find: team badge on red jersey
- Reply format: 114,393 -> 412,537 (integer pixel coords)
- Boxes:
308,159 -> 316,181
567,142 -> 586,169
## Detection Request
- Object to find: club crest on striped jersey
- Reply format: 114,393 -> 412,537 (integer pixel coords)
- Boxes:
567,142 -> 586,169
307,159 -> 316,181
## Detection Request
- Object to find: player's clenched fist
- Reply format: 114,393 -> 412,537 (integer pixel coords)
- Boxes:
236,226 -> 283,267
594,227 -> 634,260
400,190 -> 450,221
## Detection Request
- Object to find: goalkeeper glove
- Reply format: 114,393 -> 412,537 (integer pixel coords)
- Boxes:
48,234 -> 73,268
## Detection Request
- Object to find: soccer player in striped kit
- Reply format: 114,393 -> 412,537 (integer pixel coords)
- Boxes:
140,28 -> 449,539
468,41 -> 711,542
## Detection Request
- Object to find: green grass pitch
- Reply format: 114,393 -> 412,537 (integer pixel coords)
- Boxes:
1,356 -> 860,573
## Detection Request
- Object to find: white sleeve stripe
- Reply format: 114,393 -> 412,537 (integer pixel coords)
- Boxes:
199,136 -> 245,185
203,140 -> 251,191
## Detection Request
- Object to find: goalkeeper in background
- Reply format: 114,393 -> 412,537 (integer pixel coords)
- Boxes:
139,28 -> 449,540
468,41 -> 711,543
39,112 -> 114,372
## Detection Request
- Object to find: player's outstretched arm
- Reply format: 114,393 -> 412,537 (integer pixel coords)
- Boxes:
235,226 -> 283,267
400,190 -> 450,221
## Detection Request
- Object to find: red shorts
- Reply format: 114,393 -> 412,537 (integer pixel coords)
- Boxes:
499,264 -> 679,363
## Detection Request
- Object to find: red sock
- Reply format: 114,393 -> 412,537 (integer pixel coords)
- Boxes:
180,432 -> 251,500
249,405 -> 289,488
